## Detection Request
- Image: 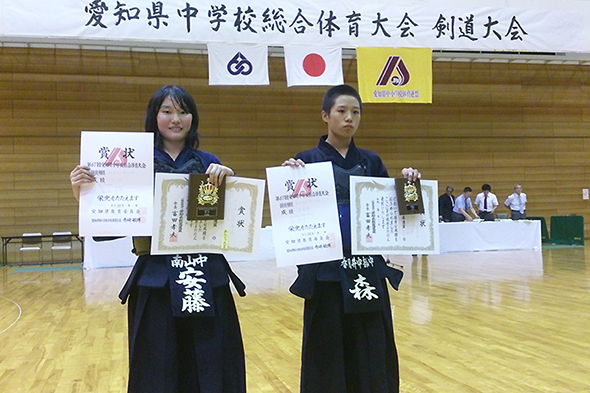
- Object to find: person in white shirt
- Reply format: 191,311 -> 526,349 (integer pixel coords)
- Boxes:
474,183 -> 499,221
504,184 -> 527,220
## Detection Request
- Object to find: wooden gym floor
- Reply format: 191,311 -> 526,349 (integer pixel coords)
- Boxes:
1,247 -> 589,392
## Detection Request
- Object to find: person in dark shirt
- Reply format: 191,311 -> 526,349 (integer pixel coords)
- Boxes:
70,85 -> 246,393
282,84 -> 420,393
439,185 -> 455,222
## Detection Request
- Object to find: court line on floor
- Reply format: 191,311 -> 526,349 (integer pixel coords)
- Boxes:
0,296 -> 22,335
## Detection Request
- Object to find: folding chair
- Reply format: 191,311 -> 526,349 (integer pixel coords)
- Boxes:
20,233 -> 43,265
51,232 -> 74,263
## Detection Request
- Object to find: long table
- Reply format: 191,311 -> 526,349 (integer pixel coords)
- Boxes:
81,222 -> 542,267
83,236 -> 136,269
2,233 -> 84,265
439,220 -> 541,253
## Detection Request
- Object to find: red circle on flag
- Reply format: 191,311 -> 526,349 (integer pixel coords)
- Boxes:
302,53 -> 326,77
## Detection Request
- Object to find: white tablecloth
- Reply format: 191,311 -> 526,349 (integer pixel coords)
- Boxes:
83,236 -> 136,269
83,227 -> 277,269
439,220 -> 541,253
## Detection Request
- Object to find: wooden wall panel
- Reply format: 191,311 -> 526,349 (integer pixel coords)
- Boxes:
1,46 -> 590,263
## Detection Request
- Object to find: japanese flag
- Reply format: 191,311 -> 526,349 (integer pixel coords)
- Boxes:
208,43 -> 269,85
284,46 -> 344,87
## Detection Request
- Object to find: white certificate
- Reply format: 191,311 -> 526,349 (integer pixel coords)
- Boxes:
151,174 -> 265,257
350,177 -> 439,255
266,162 -> 343,267
79,131 -> 154,237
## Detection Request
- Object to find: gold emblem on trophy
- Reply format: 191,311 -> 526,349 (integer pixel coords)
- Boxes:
197,180 -> 219,205
403,181 -> 419,203
188,174 -> 225,220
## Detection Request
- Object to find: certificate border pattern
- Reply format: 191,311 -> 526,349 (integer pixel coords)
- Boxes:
353,179 -> 436,253
156,177 -> 259,254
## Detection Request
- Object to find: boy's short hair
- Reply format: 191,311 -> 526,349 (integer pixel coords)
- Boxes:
463,187 -> 472,193
322,84 -> 363,113
481,183 -> 492,191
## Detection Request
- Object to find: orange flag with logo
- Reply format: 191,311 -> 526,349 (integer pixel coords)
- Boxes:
357,47 -> 432,104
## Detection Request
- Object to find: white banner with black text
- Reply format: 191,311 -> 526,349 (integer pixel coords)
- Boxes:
1,0 -> 589,53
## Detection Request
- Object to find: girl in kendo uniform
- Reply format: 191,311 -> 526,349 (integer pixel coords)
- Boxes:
70,85 -> 246,393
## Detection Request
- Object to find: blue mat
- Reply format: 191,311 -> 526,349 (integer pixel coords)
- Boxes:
542,244 -> 585,249
10,265 -> 83,273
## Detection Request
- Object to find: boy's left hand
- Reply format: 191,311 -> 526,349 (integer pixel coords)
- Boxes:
401,167 -> 420,182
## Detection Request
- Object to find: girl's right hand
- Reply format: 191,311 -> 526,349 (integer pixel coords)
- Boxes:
69,165 -> 95,201
282,158 -> 305,168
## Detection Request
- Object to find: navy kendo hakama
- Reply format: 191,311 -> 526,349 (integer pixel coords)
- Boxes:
291,136 -> 403,393
121,255 -> 246,393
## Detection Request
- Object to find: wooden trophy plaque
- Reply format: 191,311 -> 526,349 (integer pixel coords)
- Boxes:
395,178 -> 424,215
